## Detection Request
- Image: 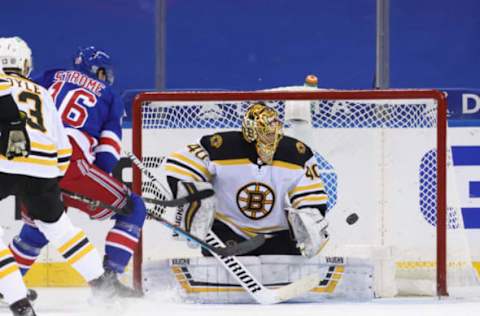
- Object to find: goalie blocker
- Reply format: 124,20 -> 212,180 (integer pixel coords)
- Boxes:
143,255 -> 374,303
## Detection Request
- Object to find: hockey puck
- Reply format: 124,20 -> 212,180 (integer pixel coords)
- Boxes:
346,213 -> 359,225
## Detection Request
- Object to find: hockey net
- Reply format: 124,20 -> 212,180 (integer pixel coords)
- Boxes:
130,89 -> 479,297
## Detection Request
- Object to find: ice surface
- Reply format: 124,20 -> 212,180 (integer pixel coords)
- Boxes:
1,287 -> 480,316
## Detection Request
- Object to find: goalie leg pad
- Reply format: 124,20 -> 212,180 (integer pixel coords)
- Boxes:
143,255 -> 374,303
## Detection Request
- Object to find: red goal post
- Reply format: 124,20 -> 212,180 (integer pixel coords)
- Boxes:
131,89 -> 448,296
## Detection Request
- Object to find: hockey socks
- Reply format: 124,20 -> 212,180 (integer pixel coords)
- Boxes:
9,224 -> 48,276
0,243 -> 28,306
105,221 -> 141,273
34,213 -> 104,282
104,193 -> 145,273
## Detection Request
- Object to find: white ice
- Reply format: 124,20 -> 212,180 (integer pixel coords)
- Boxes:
2,288 -> 480,316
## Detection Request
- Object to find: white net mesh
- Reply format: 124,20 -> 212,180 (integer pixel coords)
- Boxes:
140,99 -> 437,129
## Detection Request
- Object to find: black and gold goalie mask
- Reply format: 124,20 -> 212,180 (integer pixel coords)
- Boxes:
242,103 -> 283,164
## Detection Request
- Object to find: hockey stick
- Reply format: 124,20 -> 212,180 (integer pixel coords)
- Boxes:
126,151 -> 215,206
127,152 -> 321,304
61,189 -> 264,257
144,190 -> 214,207
205,232 -> 321,304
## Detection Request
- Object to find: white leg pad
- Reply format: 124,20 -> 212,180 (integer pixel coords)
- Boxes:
143,255 -> 374,303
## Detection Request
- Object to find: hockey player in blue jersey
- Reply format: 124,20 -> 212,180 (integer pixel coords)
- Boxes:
9,47 -> 145,297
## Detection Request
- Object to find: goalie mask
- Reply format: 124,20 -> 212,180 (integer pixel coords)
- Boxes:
0,37 -> 32,77
242,103 -> 283,164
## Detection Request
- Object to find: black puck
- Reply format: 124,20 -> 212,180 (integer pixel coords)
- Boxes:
346,213 -> 359,225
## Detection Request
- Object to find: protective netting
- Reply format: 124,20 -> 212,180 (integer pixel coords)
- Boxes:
140,99 -> 437,129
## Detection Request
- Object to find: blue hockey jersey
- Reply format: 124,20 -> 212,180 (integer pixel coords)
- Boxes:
35,69 -> 124,173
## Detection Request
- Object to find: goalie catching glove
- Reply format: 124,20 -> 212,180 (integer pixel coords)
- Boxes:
287,207 -> 329,258
172,181 -> 216,244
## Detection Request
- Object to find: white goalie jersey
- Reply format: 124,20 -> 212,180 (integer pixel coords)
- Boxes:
163,131 -> 328,238
0,73 -> 72,178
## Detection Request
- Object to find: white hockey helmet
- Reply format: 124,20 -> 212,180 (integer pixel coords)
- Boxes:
0,37 -> 33,77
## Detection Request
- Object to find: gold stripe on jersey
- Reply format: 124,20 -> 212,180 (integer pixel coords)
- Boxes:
31,142 -> 72,157
57,147 -> 72,173
0,249 -> 19,279
0,78 -> 10,90
1,155 -> 58,166
165,153 -> 212,181
215,212 -> 284,237
271,160 -> 303,170
164,165 -> 202,181
1,142 -> 72,171
171,152 -> 212,180
58,163 -> 70,173
292,195 -> 328,209
58,148 -> 72,155
289,183 -> 325,196
289,182 -> 327,208
31,141 -> 56,151
213,158 -> 251,166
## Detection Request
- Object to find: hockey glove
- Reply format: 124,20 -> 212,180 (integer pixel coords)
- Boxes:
0,111 -> 30,160
287,207 -> 329,258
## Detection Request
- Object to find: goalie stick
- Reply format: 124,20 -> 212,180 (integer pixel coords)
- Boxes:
62,189 -> 264,257
206,232 -> 321,304
127,151 -> 322,304
206,231 -> 321,305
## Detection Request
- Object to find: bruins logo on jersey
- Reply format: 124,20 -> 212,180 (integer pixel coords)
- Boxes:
236,182 -> 275,220
296,141 -> 306,154
210,134 -> 223,149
